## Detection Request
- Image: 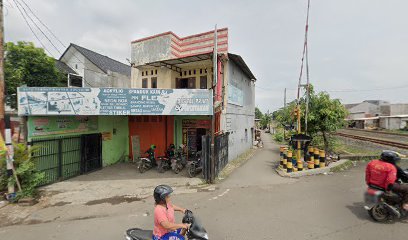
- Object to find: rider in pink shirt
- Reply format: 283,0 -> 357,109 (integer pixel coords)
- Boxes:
153,185 -> 190,239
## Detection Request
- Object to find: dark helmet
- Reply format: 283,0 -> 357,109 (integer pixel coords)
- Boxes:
380,151 -> 401,165
151,144 -> 156,149
169,144 -> 175,149
154,185 -> 173,204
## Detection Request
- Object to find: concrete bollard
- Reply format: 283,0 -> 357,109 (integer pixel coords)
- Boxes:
319,150 -> 326,168
314,148 -> 320,168
308,147 -> 315,169
287,150 -> 293,173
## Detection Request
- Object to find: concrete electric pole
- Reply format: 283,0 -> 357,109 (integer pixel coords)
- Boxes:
0,0 -> 5,132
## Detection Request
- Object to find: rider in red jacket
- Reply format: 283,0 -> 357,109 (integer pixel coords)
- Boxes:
366,151 -> 408,210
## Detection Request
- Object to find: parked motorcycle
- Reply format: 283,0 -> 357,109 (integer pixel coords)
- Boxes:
171,145 -> 187,174
187,151 -> 203,178
125,210 -> 208,240
157,156 -> 172,173
364,167 -> 408,222
138,155 -> 155,173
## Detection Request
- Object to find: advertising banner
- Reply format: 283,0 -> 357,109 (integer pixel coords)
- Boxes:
28,116 -> 98,137
18,87 -> 213,116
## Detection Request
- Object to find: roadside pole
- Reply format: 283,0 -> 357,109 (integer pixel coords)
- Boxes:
210,24 -> 218,183
0,0 -> 5,132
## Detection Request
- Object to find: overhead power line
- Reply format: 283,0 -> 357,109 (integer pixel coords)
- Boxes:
14,0 -> 62,55
18,0 -> 67,49
12,0 -> 55,57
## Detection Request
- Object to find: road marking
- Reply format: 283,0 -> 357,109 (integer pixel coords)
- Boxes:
218,189 -> 230,197
209,189 -> 230,201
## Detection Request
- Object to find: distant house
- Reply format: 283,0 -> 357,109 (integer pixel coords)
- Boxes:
345,100 -> 389,119
59,44 -> 131,88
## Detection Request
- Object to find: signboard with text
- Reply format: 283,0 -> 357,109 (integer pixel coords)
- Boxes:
18,87 -> 213,116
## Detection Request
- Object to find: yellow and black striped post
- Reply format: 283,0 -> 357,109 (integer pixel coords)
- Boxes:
308,146 -> 314,169
287,150 -> 293,173
319,150 -> 326,168
314,148 -> 320,168
283,149 -> 288,171
279,147 -> 284,168
297,153 -> 303,171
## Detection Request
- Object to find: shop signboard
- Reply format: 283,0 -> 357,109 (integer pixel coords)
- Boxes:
28,116 -> 98,137
18,87 -> 213,116
182,119 -> 211,129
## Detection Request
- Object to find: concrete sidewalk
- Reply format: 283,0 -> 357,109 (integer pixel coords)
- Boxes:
41,163 -> 203,206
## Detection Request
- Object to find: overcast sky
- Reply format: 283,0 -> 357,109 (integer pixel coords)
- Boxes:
4,0 -> 408,113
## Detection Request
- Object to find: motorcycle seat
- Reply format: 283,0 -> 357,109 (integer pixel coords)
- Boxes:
126,228 -> 153,240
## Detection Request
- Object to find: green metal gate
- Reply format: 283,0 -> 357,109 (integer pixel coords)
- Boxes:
31,135 -> 82,185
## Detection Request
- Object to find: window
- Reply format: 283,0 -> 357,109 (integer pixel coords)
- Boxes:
200,76 -> 207,89
155,69 -> 158,75
176,77 -> 196,89
142,71 -> 144,76
151,70 -> 154,75
189,70 -> 191,75
151,77 -> 157,88
68,74 -> 83,87
75,64 -> 78,69
142,78 -> 148,88
193,69 -> 196,75
200,69 -> 203,74
146,71 -> 148,76
184,71 -> 187,76
205,69 -> 207,73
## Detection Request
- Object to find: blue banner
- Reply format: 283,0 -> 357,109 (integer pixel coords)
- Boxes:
18,87 -> 213,116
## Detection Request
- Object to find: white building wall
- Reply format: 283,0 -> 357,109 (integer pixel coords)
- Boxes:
61,47 -> 130,88
224,60 -> 255,161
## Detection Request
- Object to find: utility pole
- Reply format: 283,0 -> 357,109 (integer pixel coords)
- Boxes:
283,88 -> 287,139
0,0 -> 5,133
210,24 -> 218,183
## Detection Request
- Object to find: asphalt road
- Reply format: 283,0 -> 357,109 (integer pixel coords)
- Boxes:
1,133 -> 407,240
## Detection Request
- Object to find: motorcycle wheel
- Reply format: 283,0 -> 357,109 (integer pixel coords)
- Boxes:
174,167 -> 180,174
187,164 -> 196,178
158,162 -> 165,173
138,162 -> 147,173
369,204 -> 389,222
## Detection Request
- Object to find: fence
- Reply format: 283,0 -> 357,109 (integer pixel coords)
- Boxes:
31,133 -> 102,185
202,132 -> 229,183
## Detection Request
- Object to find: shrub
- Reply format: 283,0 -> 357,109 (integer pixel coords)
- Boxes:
0,144 -> 44,200
273,131 -> 285,143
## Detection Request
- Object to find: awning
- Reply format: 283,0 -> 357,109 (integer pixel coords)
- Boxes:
143,53 -> 213,73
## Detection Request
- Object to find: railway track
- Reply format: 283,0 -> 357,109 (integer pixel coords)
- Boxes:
336,132 -> 408,150
345,128 -> 408,137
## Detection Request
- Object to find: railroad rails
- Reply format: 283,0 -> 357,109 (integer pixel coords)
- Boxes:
336,132 -> 408,150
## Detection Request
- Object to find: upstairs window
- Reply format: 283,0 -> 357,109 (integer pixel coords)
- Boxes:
68,74 -> 83,87
200,76 -> 207,89
151,77 -> 157,88
142,78 -> 148,88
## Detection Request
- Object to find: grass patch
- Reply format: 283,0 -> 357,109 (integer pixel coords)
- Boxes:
216,148 -> 256,182
330,160 -> 354,172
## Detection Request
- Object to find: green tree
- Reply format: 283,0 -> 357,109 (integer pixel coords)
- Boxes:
260,114 -> 271,129
255,107 -> 263,119
274,86 -> 348,152
5,41 -> 66,109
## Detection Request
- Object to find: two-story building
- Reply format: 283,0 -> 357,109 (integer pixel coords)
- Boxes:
59,43 -> 131,88
129,28 -> 256,161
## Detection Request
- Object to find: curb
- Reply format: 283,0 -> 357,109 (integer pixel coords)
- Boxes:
275,159 -> 352,178
215,148 -> 258,183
